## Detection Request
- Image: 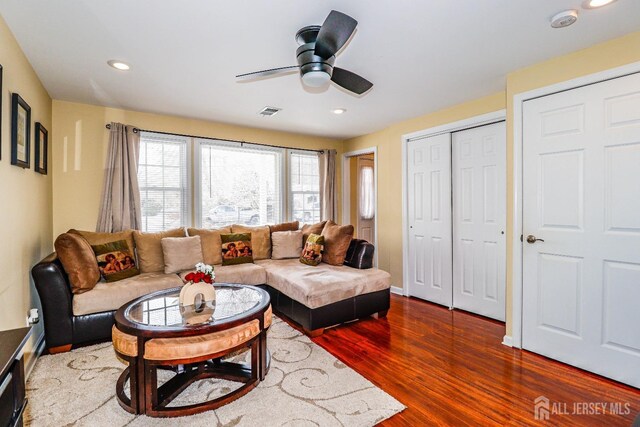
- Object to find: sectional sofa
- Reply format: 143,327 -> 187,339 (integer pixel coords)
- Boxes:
31,222 -> 391,353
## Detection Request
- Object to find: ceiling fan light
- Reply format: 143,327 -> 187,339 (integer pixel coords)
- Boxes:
301,71 -> 331,87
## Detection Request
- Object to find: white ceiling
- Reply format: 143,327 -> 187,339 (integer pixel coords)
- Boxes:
1,1 -> 639,139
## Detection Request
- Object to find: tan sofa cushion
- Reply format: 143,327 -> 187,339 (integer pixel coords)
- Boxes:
69,229 -> 135,257
133,228 -> 186,273
54,233 -> 101,294
161,236 -> 204,274
269,221 -> 299,234
272,230 -> 303,259
301,220 -> 326,244
257,259 -> 391,309
187,227 -> 231,265
73,272 -> 183,315
321,220 -> 354,266
179,262 -> 267,286
231,225 -> 271,260
144,319 -> 260,361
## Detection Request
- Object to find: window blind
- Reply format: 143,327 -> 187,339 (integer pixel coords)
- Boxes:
138,132 -> 190,232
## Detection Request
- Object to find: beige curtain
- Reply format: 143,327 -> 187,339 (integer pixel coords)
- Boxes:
96,122 -> 142,232
318,149 -> 337,222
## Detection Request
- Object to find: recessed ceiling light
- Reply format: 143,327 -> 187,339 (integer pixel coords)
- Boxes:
332,108 -> 346,115
583,0 -> 616,9
107,60 -> 130,71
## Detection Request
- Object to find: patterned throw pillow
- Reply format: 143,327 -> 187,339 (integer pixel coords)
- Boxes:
300,233 -> 324,266
221,233 -> 253,266
91,240 -> 139,282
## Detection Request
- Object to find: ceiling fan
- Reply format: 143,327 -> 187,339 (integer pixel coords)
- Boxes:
236,10 -> 373,95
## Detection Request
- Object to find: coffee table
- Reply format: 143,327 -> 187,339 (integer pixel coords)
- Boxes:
113,283 -> 271,417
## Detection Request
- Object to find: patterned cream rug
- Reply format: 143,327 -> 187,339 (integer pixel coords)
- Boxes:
25,317 -> 404,426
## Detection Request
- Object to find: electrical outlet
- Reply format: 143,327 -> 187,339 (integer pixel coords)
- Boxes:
27,308 -> 40,325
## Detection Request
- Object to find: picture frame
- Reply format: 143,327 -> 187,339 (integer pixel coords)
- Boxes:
35,122 -> 48,174
11,93 -> 31,168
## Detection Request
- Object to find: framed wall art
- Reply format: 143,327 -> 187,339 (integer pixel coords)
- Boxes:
35,122 -> 48,174
11,93 -> 31,168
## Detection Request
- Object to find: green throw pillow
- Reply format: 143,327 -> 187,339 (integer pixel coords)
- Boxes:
92,239 -> 139,282
221,233 -> 253,266
300,233 -> 324,266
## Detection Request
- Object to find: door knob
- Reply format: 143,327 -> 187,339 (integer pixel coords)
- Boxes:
526,235 -> 544,244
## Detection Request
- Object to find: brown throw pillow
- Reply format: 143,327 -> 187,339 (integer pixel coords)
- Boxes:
187,226 -> 231,265
92,240 -> 140,282
54,233 -> 100,294
301,220 -> 327,245
69,229 -> 136,258
161,236 -> 204,274
133,228 -> 186,273
321,220 -> 354,266
269,221 -> 299,234
231,225 -> 271,260
221,233 -> 253,266
300,234 -> 324,266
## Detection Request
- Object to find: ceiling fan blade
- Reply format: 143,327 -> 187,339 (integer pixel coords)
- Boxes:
314,10 -> 357,59
331,67 -> 373,95
236,65 -> 300,80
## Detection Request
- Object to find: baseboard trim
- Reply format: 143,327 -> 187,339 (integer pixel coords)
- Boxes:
26,332 -> 45,378
502,335 -> 513,347
390,286 -> 404,296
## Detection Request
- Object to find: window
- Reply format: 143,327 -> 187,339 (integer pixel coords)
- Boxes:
289,151 -> 321,225
138,133 -> 190,232
197,140 -> 283,227
359,166 -> 375,219
137,132 -> 321,230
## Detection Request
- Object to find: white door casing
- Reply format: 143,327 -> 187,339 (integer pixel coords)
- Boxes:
357,155 -> 375,244
522,72 -> 640,388
407,134 -> 453,306
452,122 -> 507,321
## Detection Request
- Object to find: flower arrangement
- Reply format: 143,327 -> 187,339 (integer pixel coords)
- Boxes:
184,263 -> 215,284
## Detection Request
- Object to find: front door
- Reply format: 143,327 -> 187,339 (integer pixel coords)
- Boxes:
407,134 -> 453,306
522,72 -> 640,388
356,155 -> 375,244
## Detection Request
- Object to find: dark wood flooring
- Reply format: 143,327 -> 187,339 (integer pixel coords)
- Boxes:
310,294 -> 640,426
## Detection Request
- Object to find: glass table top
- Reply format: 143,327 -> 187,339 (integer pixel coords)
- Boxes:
125,284 -> 265,328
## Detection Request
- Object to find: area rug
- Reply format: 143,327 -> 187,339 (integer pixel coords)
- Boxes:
25,317 -> 405,426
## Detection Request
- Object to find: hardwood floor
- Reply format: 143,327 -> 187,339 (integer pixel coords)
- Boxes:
311,294 -> 640,426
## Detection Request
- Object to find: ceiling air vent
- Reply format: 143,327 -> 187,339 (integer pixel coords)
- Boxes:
259,106 -> 281,117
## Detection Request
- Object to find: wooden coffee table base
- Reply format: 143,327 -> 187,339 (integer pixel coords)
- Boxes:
115,332 -> 270,417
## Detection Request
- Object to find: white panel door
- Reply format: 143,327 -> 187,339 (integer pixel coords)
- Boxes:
407,134 -> 453,306
522,72 -> 640,388
357,155 -> 375,244
452,122 -> 506,321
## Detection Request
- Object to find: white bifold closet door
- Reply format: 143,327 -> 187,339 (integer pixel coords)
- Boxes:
407,134 -> 453,306
522,72 -> 640,388
452,122 -> 507,321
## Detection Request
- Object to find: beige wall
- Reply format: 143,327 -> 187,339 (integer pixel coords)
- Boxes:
51,101 -> 343,237
343,92 -> 506,291
344,30 -> 640,337
0,16 -> 52,364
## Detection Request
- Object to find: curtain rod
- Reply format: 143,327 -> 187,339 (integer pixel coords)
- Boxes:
105,124 -> 325,154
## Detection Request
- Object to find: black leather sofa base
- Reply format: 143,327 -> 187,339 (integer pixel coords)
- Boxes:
31,253 -> 115,353
261,285 -> 390,336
